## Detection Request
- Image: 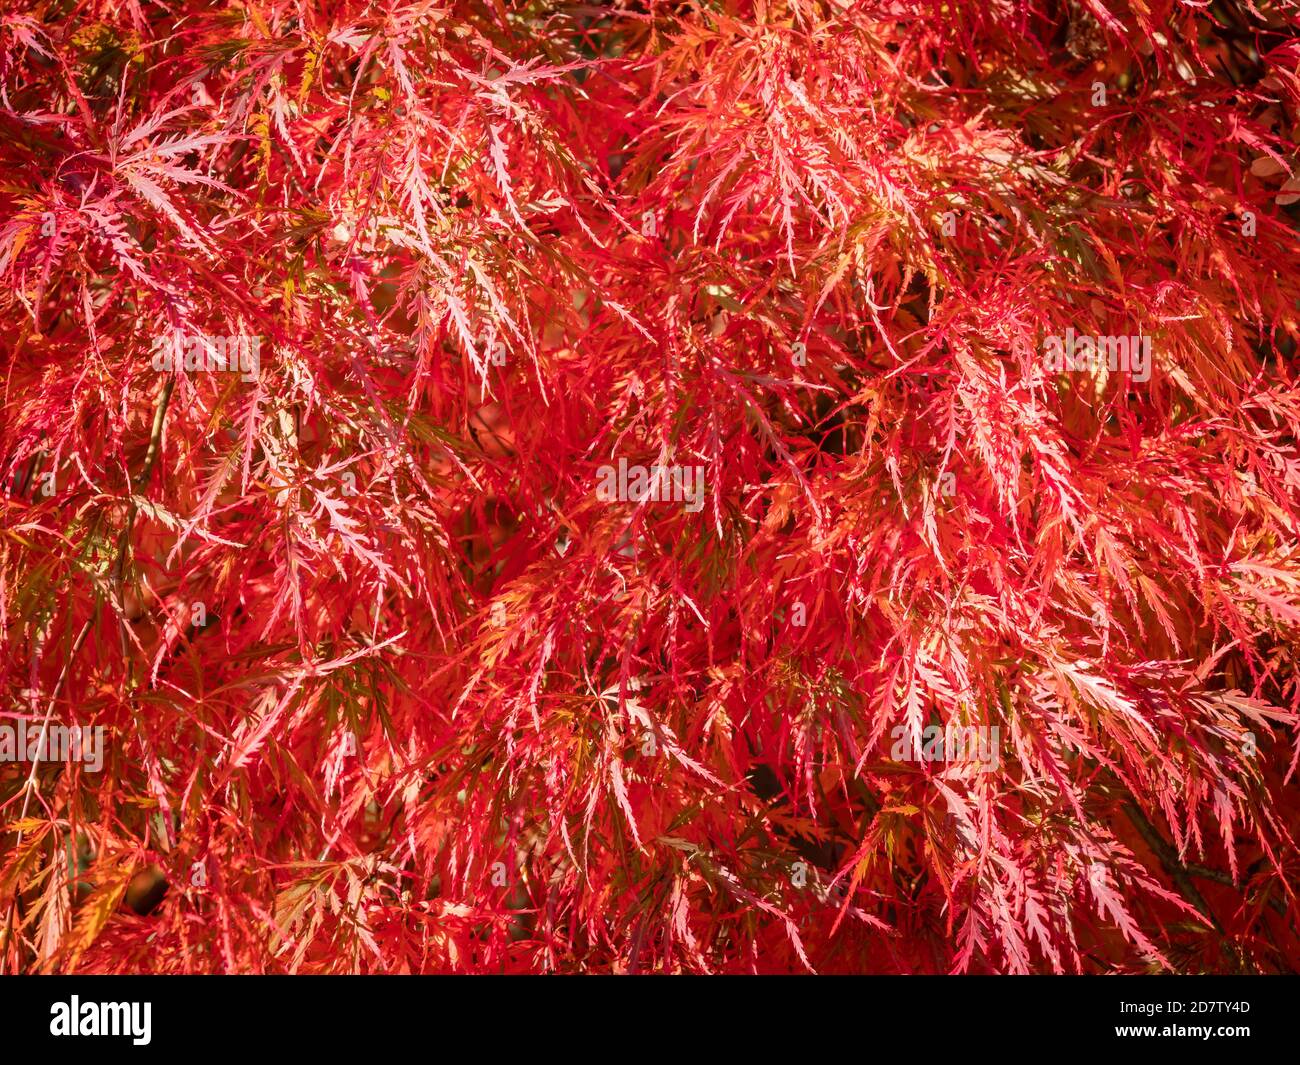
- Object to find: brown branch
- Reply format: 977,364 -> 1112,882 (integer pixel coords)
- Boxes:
1122,802 -> 1223,933
114,373 -> 175,585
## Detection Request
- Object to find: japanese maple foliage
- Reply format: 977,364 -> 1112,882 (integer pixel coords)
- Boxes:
3,0 -> 1300,975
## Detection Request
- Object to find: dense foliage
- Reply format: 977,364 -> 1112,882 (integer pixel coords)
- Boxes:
3,0 -> 1300,973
